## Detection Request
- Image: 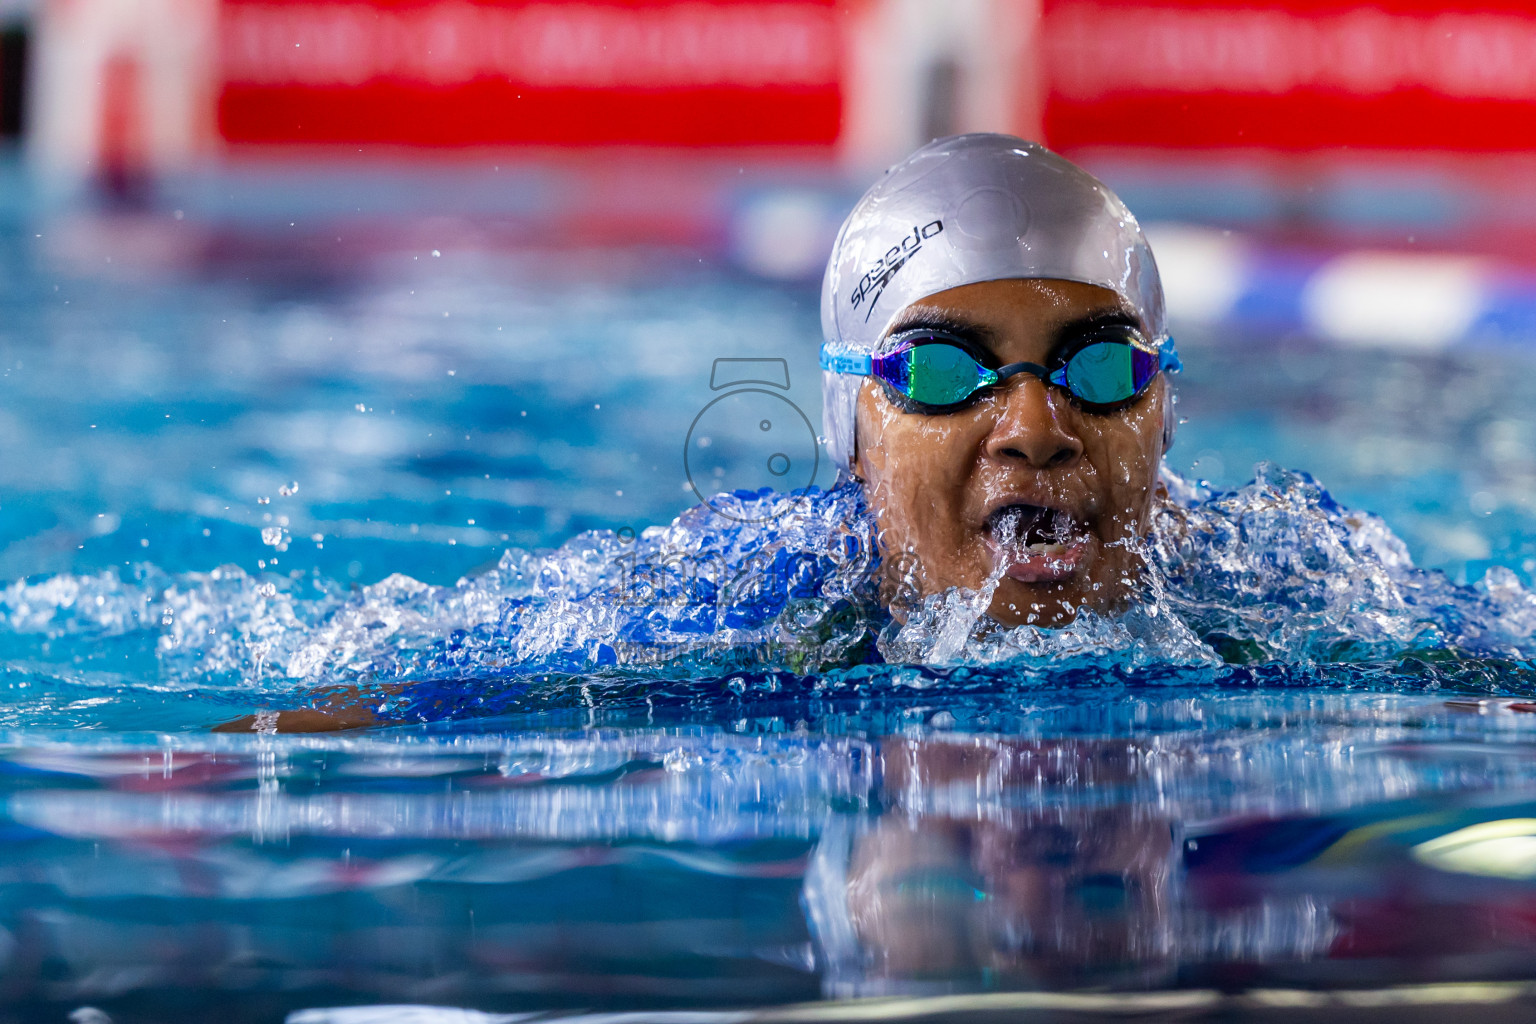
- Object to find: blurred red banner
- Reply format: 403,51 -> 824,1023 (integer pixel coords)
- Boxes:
217,0 -> 841,147
1042,0 -> 1536,151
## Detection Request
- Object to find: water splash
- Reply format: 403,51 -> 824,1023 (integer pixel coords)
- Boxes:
879,499 -> 1213,671
1152,463 -> 1536,663
0,465 -> 1533,727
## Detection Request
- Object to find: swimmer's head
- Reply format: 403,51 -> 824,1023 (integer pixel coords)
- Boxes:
821,133 -> 1169,472
819,134 -> 1175,627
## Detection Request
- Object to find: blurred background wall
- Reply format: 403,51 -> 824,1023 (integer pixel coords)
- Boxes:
0,8 -> 1527,214
7,0 -> 1535,338
13,2 -> 1536,165
19,0 -> 1536,166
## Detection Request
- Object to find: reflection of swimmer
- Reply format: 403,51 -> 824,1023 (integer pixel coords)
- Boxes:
820,133 -> 1178,629
216,134 -> 1179,732
809,736 -> 1177,995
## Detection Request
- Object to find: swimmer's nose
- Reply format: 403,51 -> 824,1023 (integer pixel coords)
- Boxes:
984,377 -> 1083,469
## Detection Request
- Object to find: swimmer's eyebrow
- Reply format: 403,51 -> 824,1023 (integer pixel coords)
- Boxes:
882,311 -> 999,348
884,306 -> 1144,359
1048,308 -> 1143,356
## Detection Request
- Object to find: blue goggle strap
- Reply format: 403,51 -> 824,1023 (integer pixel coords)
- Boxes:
1158,336 -> 1183,375
819,347 -> 873,376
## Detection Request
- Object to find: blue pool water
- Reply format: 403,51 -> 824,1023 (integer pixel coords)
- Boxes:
4,173 -> 1536,1020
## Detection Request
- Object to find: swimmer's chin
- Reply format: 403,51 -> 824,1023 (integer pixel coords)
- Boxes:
987,559 -> 1134,629
881,566 -> 1103,630
989,581 -> 1086,628
979,532 -> 1099,627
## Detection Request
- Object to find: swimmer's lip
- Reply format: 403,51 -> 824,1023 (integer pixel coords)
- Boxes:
995,539 -> 1088,583
977,495 -> 1089,533
980,499 -> 1092,584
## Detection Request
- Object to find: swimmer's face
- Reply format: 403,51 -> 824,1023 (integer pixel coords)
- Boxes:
854,279 -> 1167,627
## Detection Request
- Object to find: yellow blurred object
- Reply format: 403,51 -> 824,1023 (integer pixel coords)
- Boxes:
1412,819 -> 1536,880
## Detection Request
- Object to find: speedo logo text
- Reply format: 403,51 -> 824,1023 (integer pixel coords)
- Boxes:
849,220 -> 944,321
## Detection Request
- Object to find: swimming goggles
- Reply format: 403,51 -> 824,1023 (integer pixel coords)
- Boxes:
820,325 -> 1181,414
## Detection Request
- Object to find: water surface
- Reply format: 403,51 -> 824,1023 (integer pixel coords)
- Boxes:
2,191 -> 1536,1019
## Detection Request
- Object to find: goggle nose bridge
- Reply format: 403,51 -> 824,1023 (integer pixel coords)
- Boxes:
989,360 -> 1059,389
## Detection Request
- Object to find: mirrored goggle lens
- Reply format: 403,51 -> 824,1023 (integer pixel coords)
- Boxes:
874,342 -> 992,407
1062,341 -> 1160,407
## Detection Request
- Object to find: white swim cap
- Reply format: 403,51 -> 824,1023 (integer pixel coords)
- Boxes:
819,133 -> 1169,473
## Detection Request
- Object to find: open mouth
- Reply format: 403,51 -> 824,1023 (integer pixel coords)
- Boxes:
984,503 -> 1090,584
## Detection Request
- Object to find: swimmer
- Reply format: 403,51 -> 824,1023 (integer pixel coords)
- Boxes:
216,133 -> 1176,732
820,132 -> 1177,629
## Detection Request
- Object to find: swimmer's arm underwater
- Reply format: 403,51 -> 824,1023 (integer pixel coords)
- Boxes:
213,674 -> 518,732
212,684 -> 393,733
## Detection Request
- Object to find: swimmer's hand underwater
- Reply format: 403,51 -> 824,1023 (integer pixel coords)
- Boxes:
213,684 -> 390,733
